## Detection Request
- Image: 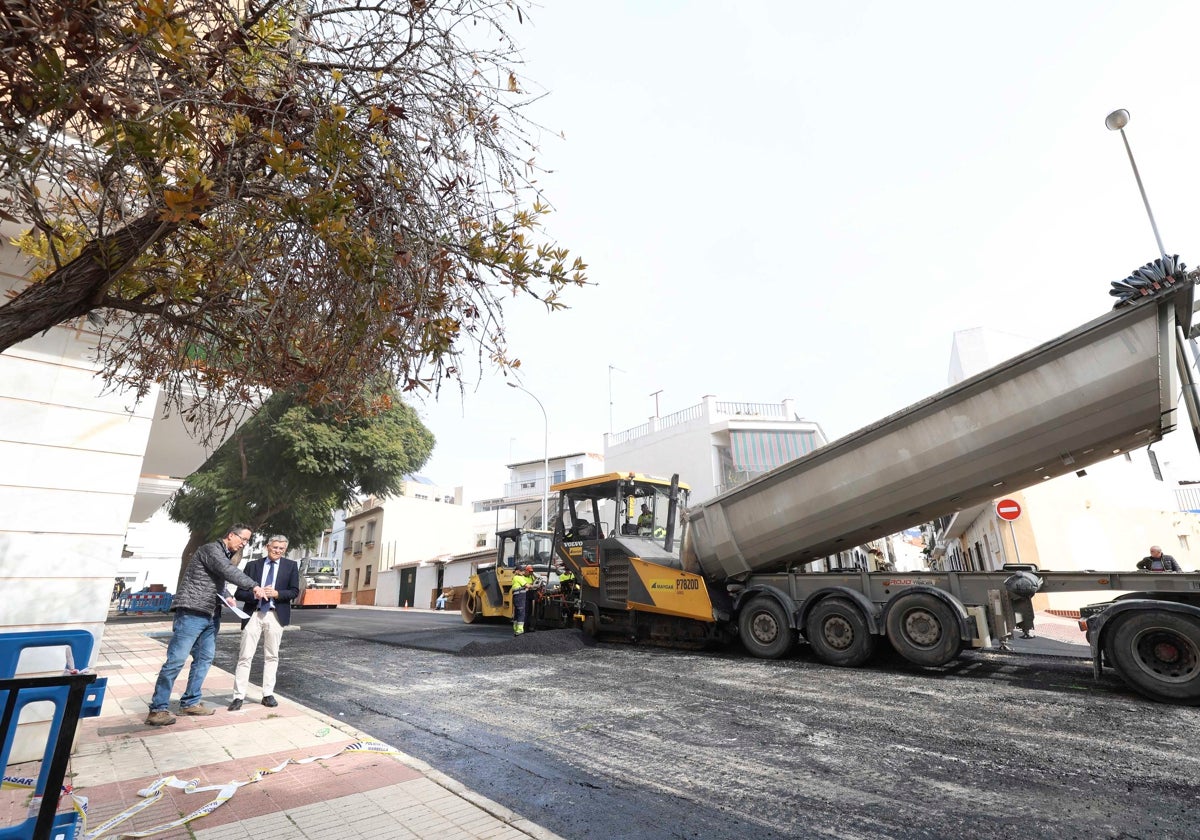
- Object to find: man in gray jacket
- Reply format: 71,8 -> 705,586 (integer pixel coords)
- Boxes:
146,525 -> 265,726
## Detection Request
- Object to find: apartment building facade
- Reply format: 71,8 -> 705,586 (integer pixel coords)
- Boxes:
339,476 -> 473,607
603,395 -> 829,504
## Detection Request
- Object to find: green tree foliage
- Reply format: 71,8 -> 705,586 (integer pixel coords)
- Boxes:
168,388 -> 434,553
0,0 -> 585,436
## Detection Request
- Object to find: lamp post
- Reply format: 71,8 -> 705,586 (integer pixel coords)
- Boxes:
1106,109 -> 1200,454
1104,109 -> 1169,265
507,382 -> 549,529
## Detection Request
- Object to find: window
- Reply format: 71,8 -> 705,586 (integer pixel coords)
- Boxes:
344,570 -> 350,587
365,520 -> 376,544
364,564 -> 372,586
476,533 -> 488,548
552,469 -> 566,484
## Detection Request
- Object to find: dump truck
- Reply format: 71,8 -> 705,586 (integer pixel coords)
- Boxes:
551,277 -> 1200,704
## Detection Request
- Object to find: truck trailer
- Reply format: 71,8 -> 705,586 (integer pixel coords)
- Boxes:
549,277 -> 1200,704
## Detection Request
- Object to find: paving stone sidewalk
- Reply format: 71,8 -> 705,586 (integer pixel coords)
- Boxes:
6,617 -> 562,840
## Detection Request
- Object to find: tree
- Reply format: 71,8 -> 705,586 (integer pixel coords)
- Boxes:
0,0 -> 585,435
168,386 -> 433,584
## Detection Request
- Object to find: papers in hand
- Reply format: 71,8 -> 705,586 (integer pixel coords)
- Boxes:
218,594 -> 250,619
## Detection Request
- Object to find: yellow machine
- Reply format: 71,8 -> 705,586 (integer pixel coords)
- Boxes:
550,472 -> 726,646
460,528 -> 557,624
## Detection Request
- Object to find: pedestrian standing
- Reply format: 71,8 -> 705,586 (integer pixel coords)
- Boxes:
228,535 -> 300,711
146,526 -> 264,726
1137,545 -> 1182,572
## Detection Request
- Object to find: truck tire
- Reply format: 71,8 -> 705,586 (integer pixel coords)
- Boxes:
885,592 -> 961,667
461,591 -> 481,624
806,597 -> 876,667
1105,611 -> 1200,705
738,597 -> 794,659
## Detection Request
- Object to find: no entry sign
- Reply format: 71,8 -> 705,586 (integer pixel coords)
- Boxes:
995,498 -> 1022,522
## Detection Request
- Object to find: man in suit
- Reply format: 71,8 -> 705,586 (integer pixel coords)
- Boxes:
228,534 -> 300,710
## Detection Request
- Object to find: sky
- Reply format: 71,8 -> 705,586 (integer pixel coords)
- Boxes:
411,0 -> 1200,499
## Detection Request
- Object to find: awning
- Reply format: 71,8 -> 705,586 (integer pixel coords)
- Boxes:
730,430 -> 817,472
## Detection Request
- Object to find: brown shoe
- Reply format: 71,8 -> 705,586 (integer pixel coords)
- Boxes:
145,710 -> 176,726
178,703 -> 215,716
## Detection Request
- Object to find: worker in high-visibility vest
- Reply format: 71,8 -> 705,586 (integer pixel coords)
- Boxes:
557,566 -> 577,602
510,565 -> 537,636
637,503 -> 654,535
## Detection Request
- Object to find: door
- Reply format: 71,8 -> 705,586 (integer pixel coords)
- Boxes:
399,567 -> 417,608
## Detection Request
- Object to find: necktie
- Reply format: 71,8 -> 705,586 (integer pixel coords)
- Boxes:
259,561 -> 276,614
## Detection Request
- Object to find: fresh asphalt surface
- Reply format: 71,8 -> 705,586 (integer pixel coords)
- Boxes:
193,608 -> 1200,840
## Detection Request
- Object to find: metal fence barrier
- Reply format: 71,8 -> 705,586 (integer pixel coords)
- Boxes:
117,592 -> 174,614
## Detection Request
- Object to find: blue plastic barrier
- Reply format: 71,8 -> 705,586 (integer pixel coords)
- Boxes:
118,592 -> 173,614
0,630 -> 107,840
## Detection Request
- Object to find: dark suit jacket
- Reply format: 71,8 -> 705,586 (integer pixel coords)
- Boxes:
234,558 -> 301,627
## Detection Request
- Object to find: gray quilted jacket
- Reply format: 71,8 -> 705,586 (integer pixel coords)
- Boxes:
174,540 -> 260,615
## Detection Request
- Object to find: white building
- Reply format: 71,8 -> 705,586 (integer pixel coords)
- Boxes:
0,232 -> 232,760
476,452 -> 605,529
341,476 -> 474,608
603,396 -> 829,504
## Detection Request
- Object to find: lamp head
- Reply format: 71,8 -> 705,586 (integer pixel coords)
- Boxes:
1105,109 -> 1130,131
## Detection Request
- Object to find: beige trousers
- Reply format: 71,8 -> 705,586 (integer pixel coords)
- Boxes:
232,609 -> 283,699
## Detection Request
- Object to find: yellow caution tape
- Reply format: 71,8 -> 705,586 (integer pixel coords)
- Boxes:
5,739 -> 405,839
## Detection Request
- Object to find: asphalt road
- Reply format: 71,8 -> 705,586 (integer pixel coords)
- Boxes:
211,608 -> 1200,840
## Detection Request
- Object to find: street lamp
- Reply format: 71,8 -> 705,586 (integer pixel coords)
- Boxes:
507,382 -> 549,529
1105,108 -> 1169,265
1106,109 -> 1200,454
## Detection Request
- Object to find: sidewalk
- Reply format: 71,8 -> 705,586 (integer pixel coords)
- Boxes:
35,616 -> 563,840
1003,610 -> 1091,657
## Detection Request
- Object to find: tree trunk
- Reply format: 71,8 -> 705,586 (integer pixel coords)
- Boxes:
174,529 -> 207,595
0,213 -> 174,352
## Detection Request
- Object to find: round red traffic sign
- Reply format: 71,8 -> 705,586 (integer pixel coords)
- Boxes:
995,498 -> 1022,521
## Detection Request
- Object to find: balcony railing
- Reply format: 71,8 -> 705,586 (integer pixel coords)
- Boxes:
714,401 -> 786,418
609,397 -> 795,447
502,474 -> 563,497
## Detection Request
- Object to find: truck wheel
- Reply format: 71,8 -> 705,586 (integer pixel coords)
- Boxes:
461,591 -> 481,624
1105,611 -> 1200,705
806,597 -> 876,667
885,593 -> 961,667
738,597 -> 794,659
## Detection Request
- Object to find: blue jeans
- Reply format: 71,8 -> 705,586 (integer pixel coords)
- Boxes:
149,611 -> 219,711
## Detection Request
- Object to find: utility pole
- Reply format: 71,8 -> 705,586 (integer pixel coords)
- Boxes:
650,390 -> 663,418
608,364 -> 625,434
